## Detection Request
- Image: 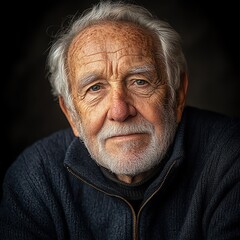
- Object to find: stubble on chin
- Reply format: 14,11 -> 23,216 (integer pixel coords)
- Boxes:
77,105 -> 178,176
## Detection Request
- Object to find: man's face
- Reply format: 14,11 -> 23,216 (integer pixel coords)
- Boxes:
65,22 -> 180,176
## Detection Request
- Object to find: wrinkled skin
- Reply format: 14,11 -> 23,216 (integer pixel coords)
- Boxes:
60,22 -> 188,183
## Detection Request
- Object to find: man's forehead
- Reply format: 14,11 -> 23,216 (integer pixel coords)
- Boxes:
68,21 -> 156,61
75,21 -> 152,40
68,22 -> 157,66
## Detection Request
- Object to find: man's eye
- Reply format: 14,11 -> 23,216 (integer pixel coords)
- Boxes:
135,79 -> 147,85
89,84 -> 101,91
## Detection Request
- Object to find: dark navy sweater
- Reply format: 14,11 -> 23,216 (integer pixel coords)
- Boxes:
0,106 -> 240,239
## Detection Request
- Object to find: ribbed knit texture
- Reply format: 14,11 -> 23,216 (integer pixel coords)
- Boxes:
0,106 -> 239,239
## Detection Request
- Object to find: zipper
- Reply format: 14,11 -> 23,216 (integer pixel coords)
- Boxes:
65,165 -> 137,238
135,160 -> 177,239
65,160 -> 176,240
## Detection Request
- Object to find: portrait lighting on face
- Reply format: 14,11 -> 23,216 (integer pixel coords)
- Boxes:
1,1 -> 239,239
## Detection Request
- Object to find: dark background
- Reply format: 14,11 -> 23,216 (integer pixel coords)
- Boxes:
1,0 -> 239,197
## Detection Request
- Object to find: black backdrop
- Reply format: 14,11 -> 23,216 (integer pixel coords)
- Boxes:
1,0 -> 240,197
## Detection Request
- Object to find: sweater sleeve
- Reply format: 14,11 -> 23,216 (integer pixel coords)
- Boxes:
0,152 -> 57,239
203,121 -> 240,240
206,160 -> 240,239
0,129 -> 74,240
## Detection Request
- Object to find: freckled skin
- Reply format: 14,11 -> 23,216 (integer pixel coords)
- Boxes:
68,23 -> 157,81
67,22 -> 164,134
60,21 -> 187,183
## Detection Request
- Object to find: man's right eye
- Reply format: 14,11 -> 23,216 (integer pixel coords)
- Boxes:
89,84 -> 101,92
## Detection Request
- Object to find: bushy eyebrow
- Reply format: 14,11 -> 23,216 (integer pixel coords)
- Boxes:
128,64 -> 154,74
78,73 -> 99,89
127,64 -> 156,79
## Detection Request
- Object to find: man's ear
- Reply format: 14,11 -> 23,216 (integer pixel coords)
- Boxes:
58,96 -> 79,136
176,72 -> 188,123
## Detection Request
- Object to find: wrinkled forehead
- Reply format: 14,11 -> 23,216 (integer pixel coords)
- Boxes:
67,21 -> 158,59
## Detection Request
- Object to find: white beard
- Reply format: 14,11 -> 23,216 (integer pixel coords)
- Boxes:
77,105 -> 178,176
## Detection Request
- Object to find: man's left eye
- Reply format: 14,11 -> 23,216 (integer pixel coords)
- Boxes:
135,79 -> 147,85
89,84 -> 101,91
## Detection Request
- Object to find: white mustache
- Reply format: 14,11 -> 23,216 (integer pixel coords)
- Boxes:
98,121 -> 154,140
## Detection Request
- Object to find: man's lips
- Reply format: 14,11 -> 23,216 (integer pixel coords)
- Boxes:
107,133 -> 147,141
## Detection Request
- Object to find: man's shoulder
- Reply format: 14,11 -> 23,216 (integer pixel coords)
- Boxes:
184,106 -> 240,131
183,106 -> 240,153
36,127 -> 75,150
7,128 -> 75,176
1,128 -> 76,206
24,127 -> 75,160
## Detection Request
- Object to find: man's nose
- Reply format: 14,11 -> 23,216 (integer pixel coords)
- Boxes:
107,90 -> 137,122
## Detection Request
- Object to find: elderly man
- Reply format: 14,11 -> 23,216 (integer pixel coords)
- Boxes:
0,1 -> 239,239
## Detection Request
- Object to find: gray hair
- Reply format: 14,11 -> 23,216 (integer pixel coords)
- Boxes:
47,0 -> 187,112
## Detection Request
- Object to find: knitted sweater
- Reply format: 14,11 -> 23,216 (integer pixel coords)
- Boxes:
0,106 -> 239,239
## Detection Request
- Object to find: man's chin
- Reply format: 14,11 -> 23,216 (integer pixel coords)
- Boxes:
95,151 -> 158,176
